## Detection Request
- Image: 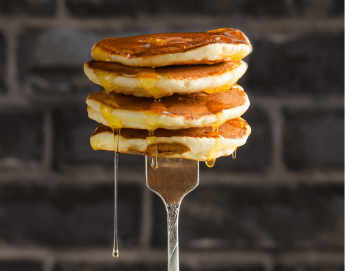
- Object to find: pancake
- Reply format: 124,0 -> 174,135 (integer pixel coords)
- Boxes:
90,118 -> 251,162
84,60 -> 247,98
86,85 -> 249,131
91,28 -> 252,67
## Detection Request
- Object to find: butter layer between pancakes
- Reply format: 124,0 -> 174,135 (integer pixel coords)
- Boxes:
90,118 -> 251,161
91,28 -> 252,67
86,85 -> 249,131
84,60 -> 247,98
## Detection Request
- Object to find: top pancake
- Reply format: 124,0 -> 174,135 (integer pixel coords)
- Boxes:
91,28 -> 252,67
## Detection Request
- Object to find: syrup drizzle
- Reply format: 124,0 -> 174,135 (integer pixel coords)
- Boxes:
138,73 -> 164,98
112,129 -> 120,258
100,99 -> 122,258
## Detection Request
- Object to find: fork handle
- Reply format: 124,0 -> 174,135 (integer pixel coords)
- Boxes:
166,201 -> 181,271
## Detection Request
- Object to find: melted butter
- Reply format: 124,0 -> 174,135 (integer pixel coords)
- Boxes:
137,72 -> 165,98
100,99 -> 122,130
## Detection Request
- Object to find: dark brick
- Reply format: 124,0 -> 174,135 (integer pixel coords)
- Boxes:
152,184 -> 344,250
0,183 -> 142,247
53,104 -> 145,169
284,108 -> 344,170
0,0 -> 55,17
185,265 -> 264,271
66,0 -> 157,17
243,34 -> 344,96
54,262 -> 263,271
0,108 -> 43,161
291,0 -> 335,17
66,0 -> 288,18
331,0 -> 344,15
0,31 -> 5,93
200,107 -> 272,173
54,262 -> 166,271
276,263 -> 344,271
0,261 -> 42,271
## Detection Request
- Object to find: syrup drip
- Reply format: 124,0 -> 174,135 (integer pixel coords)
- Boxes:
205,136 -> 236,168
100,98 -> 122,129
94,69 -> 119,93
211,111 -> 226,131
138,73 -> 164,98
204,76 -> 239,95
100,99 -> 122,258
232,148 -> 237,159
147,130 -> 158,169
112,129 -> 120,258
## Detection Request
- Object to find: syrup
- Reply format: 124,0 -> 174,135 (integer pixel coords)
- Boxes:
147,130 -> 158,169
94,69 -> 117,93
100,99 -> 122,258
112,129 -> 120,258
138,73 -> 164,98
93,28 -> 250,59
232,148 -> 237,159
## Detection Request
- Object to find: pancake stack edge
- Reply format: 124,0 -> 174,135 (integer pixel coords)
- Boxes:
84,28 -> 252,166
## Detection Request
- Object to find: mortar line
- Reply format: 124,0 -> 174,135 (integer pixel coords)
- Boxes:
0,169 -> 343,186
56,0 -> 70,19
267,103 -> 287,174
0,246 -> 277,266
42,109 -> 54,169
0,17 -> 342,35
2,24 -> 20,97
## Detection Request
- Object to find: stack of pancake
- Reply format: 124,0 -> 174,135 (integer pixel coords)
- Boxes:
84,28 -> 252,167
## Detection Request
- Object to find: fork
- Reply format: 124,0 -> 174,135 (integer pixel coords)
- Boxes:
145,156 -> 199,271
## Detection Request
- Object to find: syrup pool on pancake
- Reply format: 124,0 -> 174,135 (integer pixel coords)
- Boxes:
91,28 -> 252,67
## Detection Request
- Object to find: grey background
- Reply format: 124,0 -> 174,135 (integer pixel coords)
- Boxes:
0,0 -> 343,271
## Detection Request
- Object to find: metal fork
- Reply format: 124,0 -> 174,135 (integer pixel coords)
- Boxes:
145,157 -> 199,271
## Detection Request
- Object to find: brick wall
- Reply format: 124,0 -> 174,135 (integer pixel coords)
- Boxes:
0,0 -> 343,270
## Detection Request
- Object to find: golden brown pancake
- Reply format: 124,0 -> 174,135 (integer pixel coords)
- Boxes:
90,118 -> 251,162
86,85 -> 250,131
91,28 -> 252,67
84,60 -> 247,98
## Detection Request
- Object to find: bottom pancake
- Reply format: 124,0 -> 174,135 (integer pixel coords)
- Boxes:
90,118 -> 251,162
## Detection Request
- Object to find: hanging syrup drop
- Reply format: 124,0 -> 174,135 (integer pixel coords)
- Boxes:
205,158 -> 216,168
232,148 -> 237,159
151,156 -> 158,169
